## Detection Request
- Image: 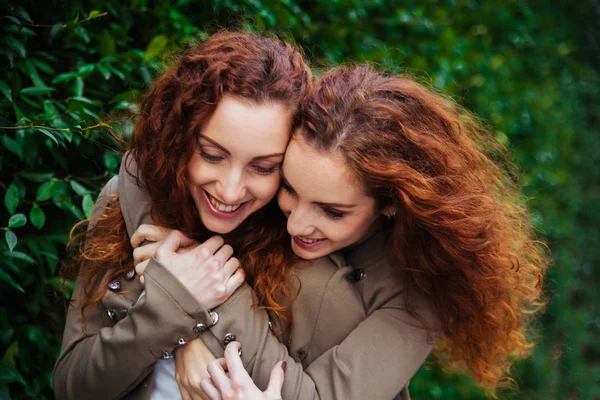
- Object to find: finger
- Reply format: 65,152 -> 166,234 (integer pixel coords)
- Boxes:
197,235 -> 225,256
213,244 -> 234,264
226,268 -> 246,294
222,257 -> 240,278
179,386 -> 193,400
207,358 -> 230,391
264,361 -> 286,399
159,230 -> 195,254
200,378 -> 221,400
131,224 -> 171,248
133,242 -> 160,266
134,259 -> 150,277
223,342 -> 246,379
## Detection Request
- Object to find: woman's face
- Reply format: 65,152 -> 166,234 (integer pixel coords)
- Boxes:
188,95 -> 292,234
278,137 -> 383,260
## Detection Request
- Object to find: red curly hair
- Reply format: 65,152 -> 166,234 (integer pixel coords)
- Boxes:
297,65 -> 549,392
67,31 -> 311,325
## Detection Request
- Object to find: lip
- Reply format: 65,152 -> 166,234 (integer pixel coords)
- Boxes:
292,236 -> 327,250
202,190 -> 249,219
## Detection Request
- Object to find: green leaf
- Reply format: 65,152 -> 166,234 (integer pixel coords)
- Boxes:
144,35 -> 168,61
69,180 -> 88,195
0,80 -> 12,102
36,128 -> 59,145
78,64 -> 95,76
3,341 -> 19,366
0,269 -> 24,293
36,180 -> 55,201
73,77 -> 84,97
99,30 -> 116,57
70,96 -> 94,104
30,204 -> 45,230
20,172 -> 53,182
20,86 -> 55,96
6,35 -> 26,58
52,72 -> 78,84
3,250 -> 37,264
5,230 -> 17,252
97,64 -> 112,80
1,135 -> 23,159
82,194 -> 95,218
8,214 -> 26,228
4,184 -> 19,214
88,10 -> 103,19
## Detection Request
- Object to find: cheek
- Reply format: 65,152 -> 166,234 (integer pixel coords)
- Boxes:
250,175 -> 281,202
277,190 -> 293,214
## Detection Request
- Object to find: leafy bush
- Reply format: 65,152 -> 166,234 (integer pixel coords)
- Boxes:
1,1 -> 598,398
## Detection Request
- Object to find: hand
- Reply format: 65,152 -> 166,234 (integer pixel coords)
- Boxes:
131,224 -> 189,285
175,339 -> 217,400
154,231 -> 245,309
201,342 -> 285,400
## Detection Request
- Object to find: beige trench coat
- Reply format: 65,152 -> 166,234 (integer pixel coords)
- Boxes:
53,157 -> 438,400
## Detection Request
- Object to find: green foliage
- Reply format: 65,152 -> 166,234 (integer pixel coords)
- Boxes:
0,0 -> 598,398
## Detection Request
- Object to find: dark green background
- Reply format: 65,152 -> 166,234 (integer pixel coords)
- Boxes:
1,1 -> 598,398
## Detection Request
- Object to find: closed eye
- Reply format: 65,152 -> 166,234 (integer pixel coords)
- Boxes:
280,178 -> 296,195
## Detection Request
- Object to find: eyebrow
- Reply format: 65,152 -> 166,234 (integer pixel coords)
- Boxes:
199,134 -> 285,161
281,174 -> 357,209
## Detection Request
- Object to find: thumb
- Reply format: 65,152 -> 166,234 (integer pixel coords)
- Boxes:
264,361 -> 286,399
160,230 -> 194,254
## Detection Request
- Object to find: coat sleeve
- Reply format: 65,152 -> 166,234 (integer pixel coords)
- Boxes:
200,276 -> 437,400
52,178 -> 216,400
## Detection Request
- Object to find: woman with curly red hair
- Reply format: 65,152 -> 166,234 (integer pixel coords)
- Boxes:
53,31 -> 312,399
173,65 -> 548,399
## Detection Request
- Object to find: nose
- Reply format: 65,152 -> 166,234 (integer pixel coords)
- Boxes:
286,205 -> 315,237
216,166 -> 246,204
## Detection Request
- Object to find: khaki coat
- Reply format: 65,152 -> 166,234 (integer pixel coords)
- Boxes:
53,157 -> 438,400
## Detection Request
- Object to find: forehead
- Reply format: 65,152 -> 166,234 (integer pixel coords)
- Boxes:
201,95 -> 291,155
283,138 -> 369,203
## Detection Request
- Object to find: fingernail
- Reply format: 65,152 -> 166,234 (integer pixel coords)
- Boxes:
281,361 -> 287,372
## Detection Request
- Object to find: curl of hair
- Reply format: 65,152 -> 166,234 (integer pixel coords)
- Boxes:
66,31 -> 310,326
297,65 -> 549,392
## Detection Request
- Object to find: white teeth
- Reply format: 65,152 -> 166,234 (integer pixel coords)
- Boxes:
207,193 -> 242,213
297,236 -> 321,244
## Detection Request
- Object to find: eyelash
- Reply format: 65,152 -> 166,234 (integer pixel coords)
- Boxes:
200,150 -> 278,175
200,151 -> 224,164
281,180 -> 346,220
322,207 -> 346,220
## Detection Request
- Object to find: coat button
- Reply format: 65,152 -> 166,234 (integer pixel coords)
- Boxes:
209,311 -> 219,326
223,333 -> 236,345
108,281 -> 121,291
177,337 -> 187,346
161,351 -> 173,359
106,309 -> 116,320
349,269 -> 365,282
125,269 -> 136,280
193,322 -> 207,334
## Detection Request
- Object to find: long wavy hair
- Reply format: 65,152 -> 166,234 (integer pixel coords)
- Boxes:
66,31 -> 311,325
297,65 -> 549,392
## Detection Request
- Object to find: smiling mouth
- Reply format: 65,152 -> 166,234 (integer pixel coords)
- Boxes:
296,236 -> 324,244
205,191 -> 247,213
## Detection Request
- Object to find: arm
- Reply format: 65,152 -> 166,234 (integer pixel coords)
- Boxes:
198,266 -> 436,400
52,179 -> 218,400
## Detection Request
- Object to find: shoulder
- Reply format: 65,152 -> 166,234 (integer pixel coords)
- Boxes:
117,152 -> 154,238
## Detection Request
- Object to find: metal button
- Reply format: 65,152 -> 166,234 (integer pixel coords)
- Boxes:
193,322 -> 207,334
125,269 -> 136,280
108,281 -> 121,291
106,309 -> 116,320
223,333 -> 236,345
349,269 -> 365,282
161,351 -> 173,359
177,337 -> 187,346
209,311 -> 219,326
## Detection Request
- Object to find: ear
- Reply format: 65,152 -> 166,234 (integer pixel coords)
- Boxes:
381,204 -> 397,218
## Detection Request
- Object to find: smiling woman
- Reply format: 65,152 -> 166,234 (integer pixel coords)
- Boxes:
188,95 -> 291,234
278,136 -> 385,259
53,31 -> 312,400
